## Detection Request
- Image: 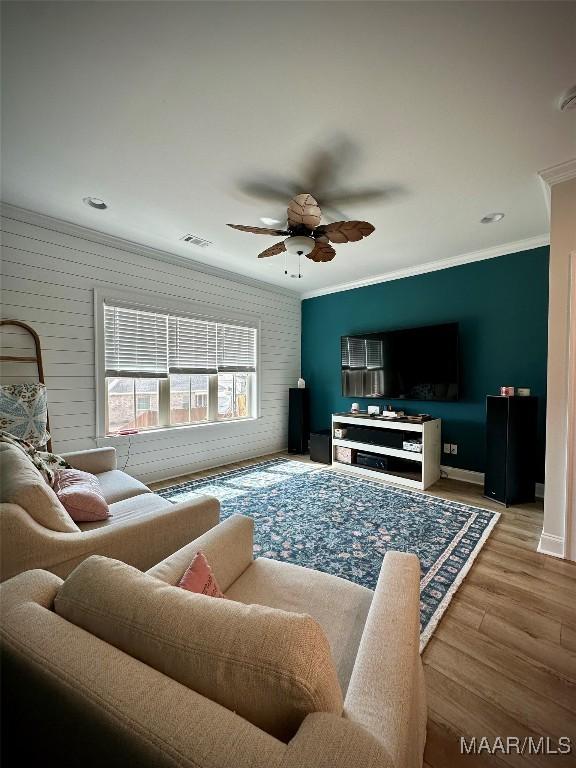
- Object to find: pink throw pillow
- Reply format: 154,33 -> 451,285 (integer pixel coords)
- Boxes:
53,469 -> 110,522
177,551 -> 224,598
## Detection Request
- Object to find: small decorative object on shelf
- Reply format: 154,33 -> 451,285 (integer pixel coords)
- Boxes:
406,413 -> 431,423
517,387 -> 531,396
367,405 -> 380,415
500,386 -> 515,396
335,445 -> 353,464
297,377 -> 306,389
403,439 -> 423,453
351,402 -> 360,413
333,427 -> 347,439
380,409 -> 404,418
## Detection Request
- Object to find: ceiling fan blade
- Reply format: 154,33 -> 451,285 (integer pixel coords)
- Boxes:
307,241 -> 336,262
320,186 -> 400,206
303,149 -> 337,196
302,137 -> 357,195
257,241 -> 286,259
321,221 -> 375,244
287,194 -> 322,230
227,224 -> 289,236
238,178 -> 300,203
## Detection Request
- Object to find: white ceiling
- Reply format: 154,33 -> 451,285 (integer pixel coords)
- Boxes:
2,1 -> 575,296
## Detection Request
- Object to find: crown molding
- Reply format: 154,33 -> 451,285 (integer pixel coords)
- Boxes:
538,159 -> 576,220
301,234 -> 550,300
0,202 -> 300,300
538,158 -> 576,187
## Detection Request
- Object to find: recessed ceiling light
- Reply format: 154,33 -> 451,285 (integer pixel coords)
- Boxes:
480,213 -> 505,224
83,197 -> 108,210
260,217 -> 283,226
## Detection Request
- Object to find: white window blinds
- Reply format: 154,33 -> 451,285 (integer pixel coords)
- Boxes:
104,302 -> 256,377
366,339 -> 383,369
104,305 -> 169,378
168,316 -> 217,374
341,337 -> 367,369
341,337 -> 383,369
217,323 -> 257,372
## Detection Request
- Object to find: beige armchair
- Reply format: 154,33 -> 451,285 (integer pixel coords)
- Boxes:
0,514 -> 426,768
0,443 -> 219,580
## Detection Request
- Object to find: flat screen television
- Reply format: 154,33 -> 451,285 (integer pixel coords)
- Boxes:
341,322 -> 460,401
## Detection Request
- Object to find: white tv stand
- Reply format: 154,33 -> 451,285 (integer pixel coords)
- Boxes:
331,413 -> 441,490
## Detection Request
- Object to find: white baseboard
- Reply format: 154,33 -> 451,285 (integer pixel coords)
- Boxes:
440,465 -> 544,500
537,532 -> 565,559
441,465 -> 484,485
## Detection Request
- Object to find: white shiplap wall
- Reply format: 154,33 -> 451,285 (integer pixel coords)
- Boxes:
0,206 -> 301,484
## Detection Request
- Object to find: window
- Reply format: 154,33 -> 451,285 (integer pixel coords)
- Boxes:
103,302 -> 257,434
169,373 -> 209,425
218,372 -> 249,420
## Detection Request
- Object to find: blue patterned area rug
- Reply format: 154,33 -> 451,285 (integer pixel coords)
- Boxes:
159,458 -> 500,650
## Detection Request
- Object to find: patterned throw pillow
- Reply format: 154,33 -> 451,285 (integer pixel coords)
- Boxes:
0,430 -> 70,485
0,383 -> 50,447
177,551 -> 224,598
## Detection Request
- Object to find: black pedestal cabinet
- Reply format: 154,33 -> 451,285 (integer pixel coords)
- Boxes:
288,388 -> 310,454
484,395 -> 537,506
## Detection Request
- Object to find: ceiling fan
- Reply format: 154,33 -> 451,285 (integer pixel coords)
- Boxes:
237,137 -> 397,224
227,193 -> 375,271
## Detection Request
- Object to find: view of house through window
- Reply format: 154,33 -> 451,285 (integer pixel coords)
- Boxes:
107,378 -> 160,433
103,303 -> 257,434
169,374 -> 209,424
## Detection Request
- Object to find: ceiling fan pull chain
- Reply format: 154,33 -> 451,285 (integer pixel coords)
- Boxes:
298,253 -> 302,279
284,251 -> 288,275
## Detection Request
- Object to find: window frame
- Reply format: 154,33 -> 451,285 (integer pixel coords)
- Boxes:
94,288 -> 261,439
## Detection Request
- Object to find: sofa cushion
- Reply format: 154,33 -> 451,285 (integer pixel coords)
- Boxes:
0,443 -> 80,533
55,555 -> 343,741
77,492 -> 172,531
225,558 -> 374,693
95,470 -> 150,504
53,469 -> 110,522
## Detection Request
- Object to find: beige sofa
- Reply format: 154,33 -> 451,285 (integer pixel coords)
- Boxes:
0,443 -> 219,581
0,514 -> 426,768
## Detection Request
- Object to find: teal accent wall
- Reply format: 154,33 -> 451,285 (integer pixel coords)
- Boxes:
301,247 -> 549,481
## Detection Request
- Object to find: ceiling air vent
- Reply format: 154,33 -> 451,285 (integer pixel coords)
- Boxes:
180,233 -> 212,248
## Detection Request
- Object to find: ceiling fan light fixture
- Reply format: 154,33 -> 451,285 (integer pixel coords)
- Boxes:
284,235 -> 315,256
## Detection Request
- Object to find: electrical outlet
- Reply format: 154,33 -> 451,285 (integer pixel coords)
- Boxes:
443,443 -> 451,454
450,444 -> 458,455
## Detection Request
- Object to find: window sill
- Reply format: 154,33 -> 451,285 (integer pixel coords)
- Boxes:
96,416 -> 260,446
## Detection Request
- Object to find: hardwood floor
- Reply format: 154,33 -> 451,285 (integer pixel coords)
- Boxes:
151,453 -> 576,767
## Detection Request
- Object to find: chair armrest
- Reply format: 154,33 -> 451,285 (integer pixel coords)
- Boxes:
0,569 -> 63,615
61,448 -> 117,474
146,513 -> 254,592
282,713 -> 394,768
343,551 -> 427,768
1,496 -> 220,582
